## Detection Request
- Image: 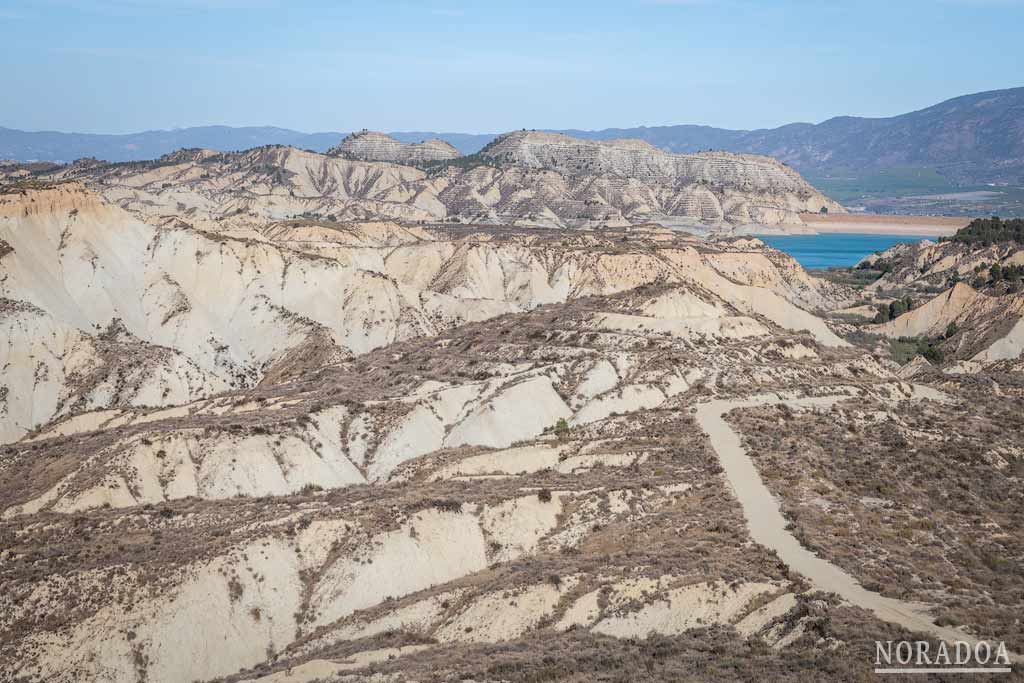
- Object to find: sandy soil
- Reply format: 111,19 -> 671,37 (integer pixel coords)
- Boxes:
799,213 -> 969,236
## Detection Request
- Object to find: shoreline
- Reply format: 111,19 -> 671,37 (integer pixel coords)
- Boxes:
756,230 -> 942,239
797,213 -> 968,237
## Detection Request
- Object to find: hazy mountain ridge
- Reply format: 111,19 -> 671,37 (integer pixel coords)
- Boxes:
3,87 -> 1021,185
0,126 -> 488,164
565,87 -> 1024,185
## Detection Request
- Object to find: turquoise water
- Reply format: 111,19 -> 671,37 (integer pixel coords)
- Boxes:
759,233 -> 936,269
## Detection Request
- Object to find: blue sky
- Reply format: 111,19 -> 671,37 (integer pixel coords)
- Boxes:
1,0 -> 1021,134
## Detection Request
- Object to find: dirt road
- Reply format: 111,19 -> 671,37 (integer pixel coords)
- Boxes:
695,393 -> 982,648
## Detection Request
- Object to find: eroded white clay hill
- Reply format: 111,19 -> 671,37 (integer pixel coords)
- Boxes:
868,282 -> 1024,363
329,131 -> 461,164
852,235 -> 1024,367
39,129 -> 842,230
860,237 -> 1024,293
1,178 -> 1020,683
0,184 -> 849,444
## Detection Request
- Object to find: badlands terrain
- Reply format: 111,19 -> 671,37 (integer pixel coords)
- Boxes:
0,137 -> 1022,682
9,130 -> 843,232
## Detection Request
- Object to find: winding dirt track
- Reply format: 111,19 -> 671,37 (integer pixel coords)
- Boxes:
695,393 -> 980,647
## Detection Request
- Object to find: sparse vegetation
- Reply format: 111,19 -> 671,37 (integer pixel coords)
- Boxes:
872,296 -> 916,323
888,336 -> 943,363
731,387 -> 1024,652
553,417 -> 570,441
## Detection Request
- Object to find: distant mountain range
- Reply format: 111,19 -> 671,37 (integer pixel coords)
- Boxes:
0,125 -> 494,166
2,87 -> 1022,186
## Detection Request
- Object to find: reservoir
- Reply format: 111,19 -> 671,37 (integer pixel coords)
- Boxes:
759,233 -> 937,269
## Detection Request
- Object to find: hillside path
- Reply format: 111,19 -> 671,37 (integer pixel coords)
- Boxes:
694,393 -> 984,649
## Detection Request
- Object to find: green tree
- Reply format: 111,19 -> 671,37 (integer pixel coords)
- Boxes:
949,217 -> 1024,247
889,299 -> 908,320
920,342 -> 944,364
554,418 -> 570,441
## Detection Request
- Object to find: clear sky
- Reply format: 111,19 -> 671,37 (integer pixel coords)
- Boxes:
1,0 -> 1022,134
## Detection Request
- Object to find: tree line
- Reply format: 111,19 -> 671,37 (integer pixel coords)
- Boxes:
945,216 -> 1024,247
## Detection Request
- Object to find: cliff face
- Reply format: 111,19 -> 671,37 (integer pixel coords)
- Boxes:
42,129 -> 841,229
329,131 -> 461,164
